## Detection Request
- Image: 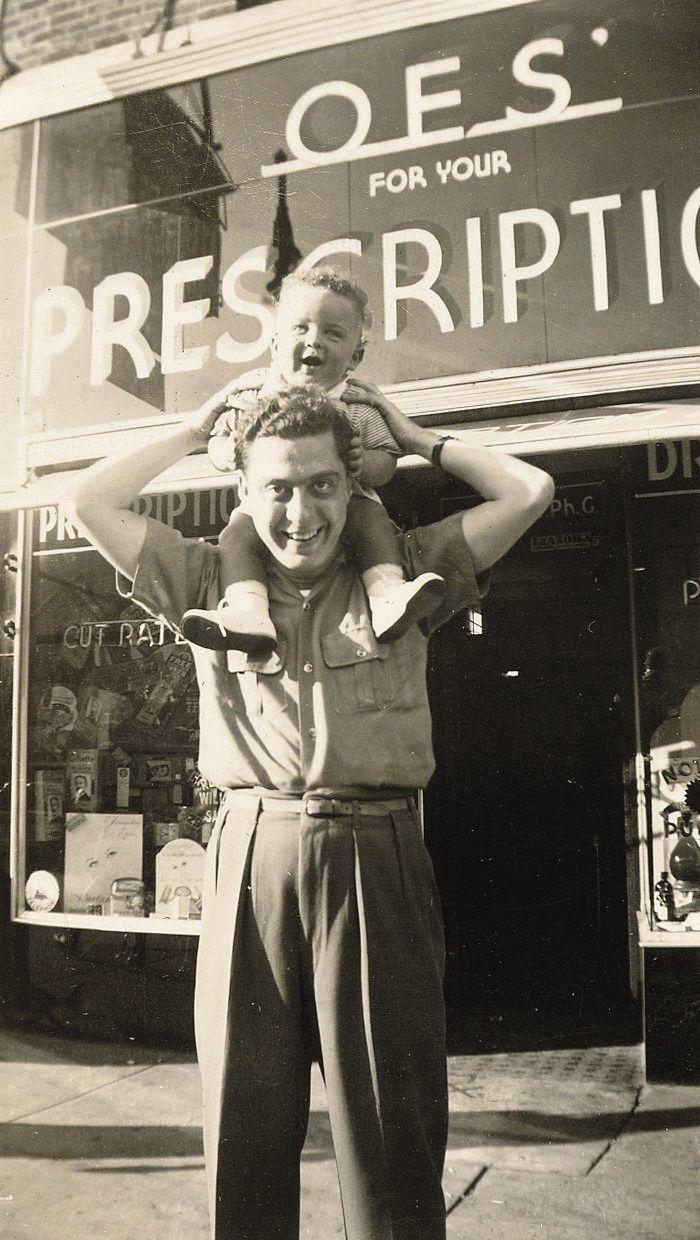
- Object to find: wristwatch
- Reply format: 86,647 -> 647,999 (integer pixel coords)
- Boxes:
430,435 -> 456,468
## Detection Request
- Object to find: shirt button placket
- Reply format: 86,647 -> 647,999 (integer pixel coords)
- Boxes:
298,598 -> 316,775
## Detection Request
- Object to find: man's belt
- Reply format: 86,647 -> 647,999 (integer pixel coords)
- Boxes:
304,796 -> 413,818
227,791 -> 414,818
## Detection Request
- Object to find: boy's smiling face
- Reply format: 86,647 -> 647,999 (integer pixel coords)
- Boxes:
269,284 -> 364,392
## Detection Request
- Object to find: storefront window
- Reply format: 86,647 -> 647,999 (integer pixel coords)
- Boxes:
3,0 -> 699,960
12,10 -> 699,447
19,488 -> 234,928
0,125 -> 30,492
632,440 -> 700,933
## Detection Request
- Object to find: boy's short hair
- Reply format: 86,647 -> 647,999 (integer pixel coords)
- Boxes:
278,266 -> 372,342
233,385 -> 355,474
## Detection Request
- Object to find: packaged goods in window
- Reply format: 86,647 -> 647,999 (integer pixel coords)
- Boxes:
172,771 -> 184,805
109,877 -> 146,917
152,820 -> 181,847
74,687 -> 131,749
32,685 -> 79,757
66,749 -> 115,812
131,755 -> 175,786
141,785 -> 172,827
160,687 -> 200,748
146,757 -> 173,784
649,695 -> 700,924
116,765 -> 130,809
131,757 -> 191,819
134,646 -> 195,731
154,838 -> 204,919
173,804 -> 208,844
63,812 -> 143,914
33,769 -> 66,842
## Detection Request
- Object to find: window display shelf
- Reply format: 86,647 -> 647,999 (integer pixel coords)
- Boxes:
637,911 -> 700,950
16,909 -> 201,935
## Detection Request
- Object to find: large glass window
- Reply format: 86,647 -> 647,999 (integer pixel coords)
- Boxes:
0,125 -> 30,491
4,7 -> 698,452
19,486 -> 235,929
632,440 -> 700,934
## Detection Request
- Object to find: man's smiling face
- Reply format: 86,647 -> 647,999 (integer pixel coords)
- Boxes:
237,431 -> 352,578
269,284 -> 364,392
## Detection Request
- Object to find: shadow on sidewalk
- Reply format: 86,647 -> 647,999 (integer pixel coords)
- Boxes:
0,1024 -> 189,1068
2,1106 -> 698,1163
448,1105 -> 700,1145
0,1123 -> 203,1160
0,1115 -> 337,1162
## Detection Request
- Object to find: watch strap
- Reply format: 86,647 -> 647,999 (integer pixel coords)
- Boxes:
431,435 -> 456,468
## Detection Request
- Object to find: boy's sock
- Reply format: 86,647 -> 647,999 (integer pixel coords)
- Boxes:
362,564 -> 405,597
181,580 -> 277,655
222,580 -> 269,616
362,564 -> 446,643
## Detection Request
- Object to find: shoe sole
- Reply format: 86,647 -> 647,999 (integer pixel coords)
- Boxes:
182,613 -> 277,657
375,578 -> 446,643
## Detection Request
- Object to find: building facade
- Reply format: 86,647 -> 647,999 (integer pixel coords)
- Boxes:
0,0 -> 698,1071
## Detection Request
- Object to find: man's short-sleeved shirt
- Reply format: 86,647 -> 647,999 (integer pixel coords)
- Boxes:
119,513 -> 486,794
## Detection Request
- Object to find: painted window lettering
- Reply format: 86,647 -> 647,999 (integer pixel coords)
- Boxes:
29,185 -> 700,389
260,36 -> 622,177
37,490 -> 235,546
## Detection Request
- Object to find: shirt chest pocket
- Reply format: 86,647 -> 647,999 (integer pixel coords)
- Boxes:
227,644 -> 290,720
321,626 -> 396,715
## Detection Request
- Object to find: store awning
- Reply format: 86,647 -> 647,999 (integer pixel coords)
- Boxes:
2,397 -> 700,512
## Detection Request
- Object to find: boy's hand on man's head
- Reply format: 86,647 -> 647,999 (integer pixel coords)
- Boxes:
341,377 -> 385,408
183,367 -> 273,446
226,367 -> 268,403
184,377 -> 258,445
342,378 -> 420,456
347,435 -> 365,479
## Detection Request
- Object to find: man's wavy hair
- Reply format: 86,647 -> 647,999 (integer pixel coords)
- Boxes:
278,266 -> 372,342
233,386 -> 355,474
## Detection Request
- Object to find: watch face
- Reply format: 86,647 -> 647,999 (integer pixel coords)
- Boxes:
25,870 -> 60,912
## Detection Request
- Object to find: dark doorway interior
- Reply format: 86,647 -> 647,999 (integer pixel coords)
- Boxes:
390,455 -> 640,1053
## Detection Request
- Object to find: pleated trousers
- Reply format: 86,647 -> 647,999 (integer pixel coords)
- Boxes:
194,792 -> 448,1240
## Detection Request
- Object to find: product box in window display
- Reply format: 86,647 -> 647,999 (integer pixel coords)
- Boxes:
32,769 -> 66,842
63,812 -> 143,914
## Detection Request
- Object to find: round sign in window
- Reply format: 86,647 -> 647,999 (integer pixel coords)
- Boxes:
25,870 -> 60,913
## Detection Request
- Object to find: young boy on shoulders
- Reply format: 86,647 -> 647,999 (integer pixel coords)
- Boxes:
181,267 -> 444,656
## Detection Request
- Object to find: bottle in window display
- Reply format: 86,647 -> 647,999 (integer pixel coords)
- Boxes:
654,871 -> 676,922
668,814 -> 700,885
671,783 -> 700,888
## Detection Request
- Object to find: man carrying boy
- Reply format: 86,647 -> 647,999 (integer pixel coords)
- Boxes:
70,336 -> 553,1240
181,267 -> 444,656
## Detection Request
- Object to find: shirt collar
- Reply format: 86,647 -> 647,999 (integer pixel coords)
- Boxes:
267,547 -> 347,602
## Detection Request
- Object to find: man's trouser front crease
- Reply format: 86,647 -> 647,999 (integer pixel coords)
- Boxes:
195,792 -> 448,1240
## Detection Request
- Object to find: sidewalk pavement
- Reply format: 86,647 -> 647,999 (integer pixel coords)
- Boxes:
0,1026 -> 698,1240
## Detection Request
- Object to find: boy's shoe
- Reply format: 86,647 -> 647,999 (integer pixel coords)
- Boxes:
181,603 -> 277,656
369,573 -> 446,643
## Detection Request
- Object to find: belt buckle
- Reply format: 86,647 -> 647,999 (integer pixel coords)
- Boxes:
305,796 -> 353,818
